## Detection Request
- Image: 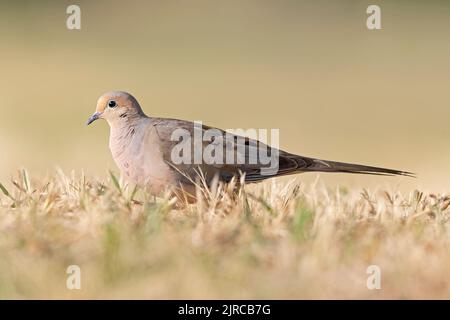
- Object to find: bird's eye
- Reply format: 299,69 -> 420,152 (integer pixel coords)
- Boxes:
108,100 -> 117,108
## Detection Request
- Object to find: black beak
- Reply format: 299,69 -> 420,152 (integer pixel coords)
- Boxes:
86,112 -> 100,125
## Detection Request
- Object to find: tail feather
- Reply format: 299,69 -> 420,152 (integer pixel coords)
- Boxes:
303,158 -> 415,177
239,154 -> 414,183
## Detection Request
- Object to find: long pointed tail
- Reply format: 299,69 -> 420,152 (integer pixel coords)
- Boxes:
301,157 -> 415,177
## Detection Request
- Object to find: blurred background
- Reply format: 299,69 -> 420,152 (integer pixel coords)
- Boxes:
0,0 -> 449,192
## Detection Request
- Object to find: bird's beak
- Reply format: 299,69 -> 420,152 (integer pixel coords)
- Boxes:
86,112 -> 101,125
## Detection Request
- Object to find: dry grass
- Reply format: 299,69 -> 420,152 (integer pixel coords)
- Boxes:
0,169 -> 449,299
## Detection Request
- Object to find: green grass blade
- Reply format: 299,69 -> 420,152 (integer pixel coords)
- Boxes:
109,170 -> 122,195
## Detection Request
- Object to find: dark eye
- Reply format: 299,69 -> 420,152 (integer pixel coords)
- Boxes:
108,100 -> 117,108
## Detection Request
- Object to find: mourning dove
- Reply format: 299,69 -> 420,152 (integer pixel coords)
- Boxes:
87,91 -> 412,199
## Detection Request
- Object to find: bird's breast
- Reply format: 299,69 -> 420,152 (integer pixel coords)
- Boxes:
109,123 -> 176,195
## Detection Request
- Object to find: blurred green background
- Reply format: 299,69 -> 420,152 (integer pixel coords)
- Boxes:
0,0 -> 449,192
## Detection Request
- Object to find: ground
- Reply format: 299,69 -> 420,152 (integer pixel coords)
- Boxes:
0,169 -> 449,299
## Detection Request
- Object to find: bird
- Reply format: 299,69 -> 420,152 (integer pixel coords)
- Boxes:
87,91 -> 412,200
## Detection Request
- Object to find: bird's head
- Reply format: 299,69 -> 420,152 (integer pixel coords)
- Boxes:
86,91 -> 145,126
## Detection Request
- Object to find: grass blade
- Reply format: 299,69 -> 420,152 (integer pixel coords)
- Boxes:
109,170 -> 122,195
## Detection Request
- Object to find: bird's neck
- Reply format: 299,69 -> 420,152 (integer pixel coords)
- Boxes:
109,113 -> 146,132
108,115 -> 147,151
